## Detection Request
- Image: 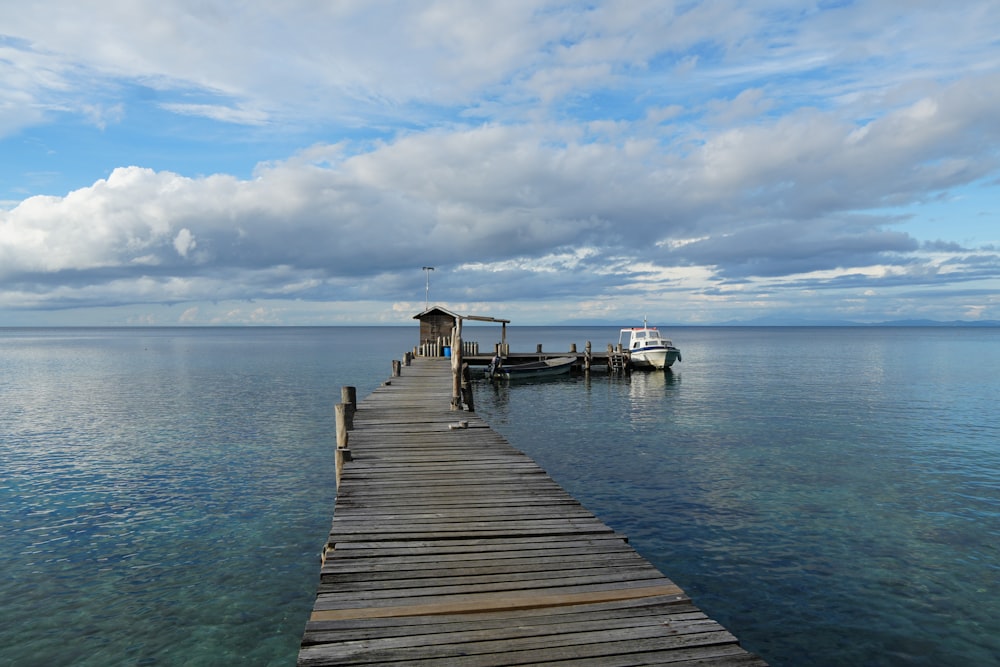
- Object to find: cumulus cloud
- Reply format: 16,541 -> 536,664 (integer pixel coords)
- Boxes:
173,228 -> 196,257
1,1 -> 1000,323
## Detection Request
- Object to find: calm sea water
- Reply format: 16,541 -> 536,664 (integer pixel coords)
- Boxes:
1,326 -> 998,666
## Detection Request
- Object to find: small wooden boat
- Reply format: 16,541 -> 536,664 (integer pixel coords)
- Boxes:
486,356 -> 576,380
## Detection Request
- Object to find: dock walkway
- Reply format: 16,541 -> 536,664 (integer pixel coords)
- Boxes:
298,358 -> 766,666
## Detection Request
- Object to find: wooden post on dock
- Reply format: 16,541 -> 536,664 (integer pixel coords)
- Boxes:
392,359 -> 402,377
451,319 -> 463,410
461,362 -> 474,412
341,386 -> 357,408
340,386 -> 356,430
335,404 -> 348,448
585,341 -> 592,372
334,403 -> 352,489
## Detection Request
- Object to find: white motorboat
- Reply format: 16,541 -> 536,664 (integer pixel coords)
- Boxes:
618,320 -> 682,370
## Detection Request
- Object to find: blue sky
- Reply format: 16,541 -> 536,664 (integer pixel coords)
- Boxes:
2,1 -> 999,326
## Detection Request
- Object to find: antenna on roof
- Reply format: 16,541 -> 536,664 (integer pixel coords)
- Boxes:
422,266 -> 435,309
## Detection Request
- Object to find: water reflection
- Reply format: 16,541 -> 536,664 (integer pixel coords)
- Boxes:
478,367 -> 685,433
624,370 -> 680,427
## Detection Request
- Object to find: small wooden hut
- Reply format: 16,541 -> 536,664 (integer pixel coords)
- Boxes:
413,306 -> 460,348
413,307 -> 511,357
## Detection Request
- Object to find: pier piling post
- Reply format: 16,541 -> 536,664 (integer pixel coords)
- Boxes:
451,320 -> 464,410
585,341 -> 592,372
334,403 -> 352,489
461,362 -> 475,412
341,386 -> 356,430
335,404 -> 349,449
392,359 -> 402,377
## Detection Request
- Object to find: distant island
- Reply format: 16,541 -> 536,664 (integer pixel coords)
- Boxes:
553,317 -> 1000,327
715,317 -> 1000,327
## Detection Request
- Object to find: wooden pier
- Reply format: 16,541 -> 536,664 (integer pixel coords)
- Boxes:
298,357 -> 766,666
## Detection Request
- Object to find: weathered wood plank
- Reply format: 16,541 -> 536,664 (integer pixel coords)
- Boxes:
299,629 -> 742,666
301,618 -> 731,662
310,583 -> 686,619
303,600 -> 708,641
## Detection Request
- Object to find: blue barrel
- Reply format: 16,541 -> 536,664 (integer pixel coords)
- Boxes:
443,346 -> 451,358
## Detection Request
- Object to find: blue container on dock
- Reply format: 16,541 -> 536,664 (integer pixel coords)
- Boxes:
443,346 -> 451,358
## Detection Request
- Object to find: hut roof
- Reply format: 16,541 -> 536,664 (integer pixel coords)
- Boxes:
413,306 -> 461,320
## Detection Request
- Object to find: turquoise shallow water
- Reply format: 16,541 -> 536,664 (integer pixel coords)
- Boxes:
1,326 -> 998,666
0,327 -> 412,667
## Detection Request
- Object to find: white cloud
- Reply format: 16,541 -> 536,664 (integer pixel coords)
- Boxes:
2,1 -> 1000,323
159,103 -> 270,125
173,228 -> 196,257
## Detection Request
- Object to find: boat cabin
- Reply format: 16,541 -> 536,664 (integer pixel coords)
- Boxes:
619,325 -> 669,350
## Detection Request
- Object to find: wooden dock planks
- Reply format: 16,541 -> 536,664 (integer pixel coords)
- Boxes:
299,358 -> 766,666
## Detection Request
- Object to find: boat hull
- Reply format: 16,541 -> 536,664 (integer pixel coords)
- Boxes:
629,347 -> 681,370
488,356 -> 576,380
